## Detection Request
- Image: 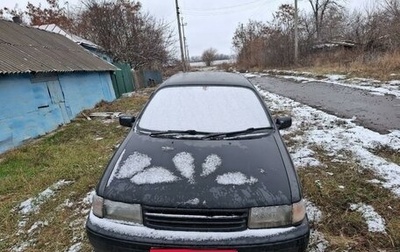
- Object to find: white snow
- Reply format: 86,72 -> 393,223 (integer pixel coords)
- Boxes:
115,151 -> 151,179
325,74 -> 347,81
172,152 -> 195,183
27,221 -> 48,234
308,230 -> 329,252
138,86 -> 271,132
82,190 -> 95,205
16,180 -> 73,215
290,147 -> 322,168
256,87 -> 400,196
350,203 -> 386,233
249,71 -> 400,98
107,149 -> 126,186
88,211 -> 295,241
201,154 -> 222,176
216,172 -> 258,185
131,167 -> 179,185
66,242 -> 82,252
304,199 -> 323,223
184,198 -> 200,205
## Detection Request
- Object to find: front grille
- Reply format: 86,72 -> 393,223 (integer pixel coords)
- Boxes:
142,206 -> 248,232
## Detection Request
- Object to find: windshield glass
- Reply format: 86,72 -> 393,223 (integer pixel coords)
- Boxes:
138,86 -> 271,132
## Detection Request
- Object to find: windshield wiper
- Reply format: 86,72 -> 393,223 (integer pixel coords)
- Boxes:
202,127 -> 273,140
149,130 -> 211,137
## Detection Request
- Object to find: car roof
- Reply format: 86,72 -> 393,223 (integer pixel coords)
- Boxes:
160,71 -> 254,88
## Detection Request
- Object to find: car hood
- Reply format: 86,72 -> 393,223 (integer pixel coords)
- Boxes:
101,132 -> 292,208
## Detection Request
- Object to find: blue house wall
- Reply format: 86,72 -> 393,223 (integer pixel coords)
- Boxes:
0,71 -> 115,154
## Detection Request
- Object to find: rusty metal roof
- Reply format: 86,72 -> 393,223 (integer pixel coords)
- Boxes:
0,19 -> 118,74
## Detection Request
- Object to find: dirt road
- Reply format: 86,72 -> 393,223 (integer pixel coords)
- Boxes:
251,76 -> 400,133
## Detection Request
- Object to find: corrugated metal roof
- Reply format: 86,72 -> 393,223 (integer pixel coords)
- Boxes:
33,24 -> 102,50
0,20 -> 118,74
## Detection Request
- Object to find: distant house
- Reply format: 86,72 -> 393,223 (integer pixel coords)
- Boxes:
0,19 -> 118,154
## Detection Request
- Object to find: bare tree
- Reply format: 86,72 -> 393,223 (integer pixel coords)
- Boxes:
307,0 -> 344,40
74,0 -> 174,69
201,48 -> 218,66
25,0 -> 73,29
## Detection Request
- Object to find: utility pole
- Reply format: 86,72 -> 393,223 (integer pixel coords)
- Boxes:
181,17 -> 190,71
175,0 -> 186,72
294,0 -> 299,65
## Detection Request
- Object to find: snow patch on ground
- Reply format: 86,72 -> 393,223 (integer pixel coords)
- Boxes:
308,230 -> 329,252
216,172 -> 258,185
350,203 -> 386,233
305,199 -> 323,223
16,180 -> 73,215
11,180 -> 73,251
250,70 -> 400,98
66,242 -> 82,252
256,87 -> 400,196
290,147 -> 322,168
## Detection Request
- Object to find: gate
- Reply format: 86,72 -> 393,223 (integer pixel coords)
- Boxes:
111,62 -> 135,98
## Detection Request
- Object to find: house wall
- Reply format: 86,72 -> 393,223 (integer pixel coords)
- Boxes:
0,71 -> 115,154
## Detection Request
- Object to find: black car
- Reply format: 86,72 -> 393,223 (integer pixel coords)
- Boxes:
86,72 -> 310,252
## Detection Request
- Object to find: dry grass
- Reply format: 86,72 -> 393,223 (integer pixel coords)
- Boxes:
0,91 -> 151,251
298,147 -> 400,251
295,50 -> 400,81
371,145 -> 400,166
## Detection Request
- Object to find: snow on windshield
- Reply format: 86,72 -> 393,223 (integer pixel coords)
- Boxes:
138,86 -> 271,132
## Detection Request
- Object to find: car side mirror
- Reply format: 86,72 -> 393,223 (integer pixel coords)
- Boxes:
119,115 -> 135,127
276,116 -> 292,130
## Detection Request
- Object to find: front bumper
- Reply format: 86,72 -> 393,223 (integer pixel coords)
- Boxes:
86,211 -> 310,252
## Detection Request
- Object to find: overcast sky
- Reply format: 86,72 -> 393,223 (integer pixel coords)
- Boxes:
3,0 -> 376,57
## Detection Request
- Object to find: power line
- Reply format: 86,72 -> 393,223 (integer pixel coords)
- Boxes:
184,3 -> 267,17
184,0 -> 265,12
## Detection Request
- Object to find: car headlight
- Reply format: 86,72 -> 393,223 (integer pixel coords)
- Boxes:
92,194 -> 142,224
248,200 -> 306,228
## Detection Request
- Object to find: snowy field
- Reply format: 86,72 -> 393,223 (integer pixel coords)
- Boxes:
7,72 -> 400,251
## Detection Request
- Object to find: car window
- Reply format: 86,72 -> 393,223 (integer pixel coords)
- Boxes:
138,85 -> 271,132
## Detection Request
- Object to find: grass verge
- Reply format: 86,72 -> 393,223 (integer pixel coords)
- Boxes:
298,147 -> 400,251
370,146 -> 400,166
0,90 -> 151,251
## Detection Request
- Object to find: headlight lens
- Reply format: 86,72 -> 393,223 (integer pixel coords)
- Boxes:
292,200 -> 306,224
92,194 -> 104,218
104,199 -> 142,224
91,194 -> 142,224
249,205 -> 292,228
248,200 -> 306,228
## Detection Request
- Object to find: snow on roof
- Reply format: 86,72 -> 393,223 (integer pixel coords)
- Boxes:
34,24 -> 102,50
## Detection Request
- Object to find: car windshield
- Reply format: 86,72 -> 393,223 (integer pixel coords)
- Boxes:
138,85 -> 271,133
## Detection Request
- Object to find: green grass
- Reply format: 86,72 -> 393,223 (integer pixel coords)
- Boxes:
0,91 -> 151,251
